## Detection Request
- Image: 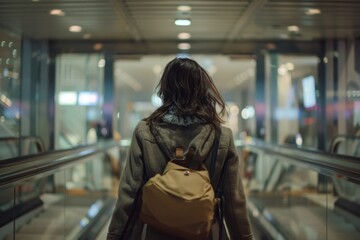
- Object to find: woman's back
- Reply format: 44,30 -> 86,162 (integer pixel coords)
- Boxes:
107,58 -> 253,240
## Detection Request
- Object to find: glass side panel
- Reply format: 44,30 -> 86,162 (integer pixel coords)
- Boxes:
64,153 -> 115,239
64,162 -> 93,240
0,148 -> 119,240
0,139 -> 18,160
10,174 -> 66,240
0,28 -> 21,138
329,135 -> 360,238
55,54 -> 104,150
240,146 -> 360,240
265,54 -> 318,148
0,186 -> 15,240
331,136 -> 360,157
0,137 -> 44,161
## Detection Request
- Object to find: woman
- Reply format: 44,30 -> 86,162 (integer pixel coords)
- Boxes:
107,57 -> 253,240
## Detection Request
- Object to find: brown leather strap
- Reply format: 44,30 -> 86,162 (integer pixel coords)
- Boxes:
184,147 -> 201,169
175,147 -> 184,159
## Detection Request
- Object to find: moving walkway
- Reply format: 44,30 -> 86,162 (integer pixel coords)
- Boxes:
0,141 -> 121,240
238,136 -> 360,240
0,135 -> 359,239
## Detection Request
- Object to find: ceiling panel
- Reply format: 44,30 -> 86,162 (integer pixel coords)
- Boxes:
235,0 -> 360,40
126,0 -> 247,42
0,0 -> 133,40
0,0 -> 360,52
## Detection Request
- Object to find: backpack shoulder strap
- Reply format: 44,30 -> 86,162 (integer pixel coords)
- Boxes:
210,127 -> 230,240
149,123 -> 173,160
209,128 -> 220,183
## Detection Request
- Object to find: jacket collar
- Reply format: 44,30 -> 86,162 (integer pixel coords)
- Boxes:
151,121 -> 216,162
162,106 -> 206,126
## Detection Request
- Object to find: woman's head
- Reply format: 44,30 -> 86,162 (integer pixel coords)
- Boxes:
147,57 -> 226,126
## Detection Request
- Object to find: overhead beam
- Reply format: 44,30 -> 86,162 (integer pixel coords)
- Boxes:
111,0 -> 143,42
226,0 -> 267,41
50,40 -> 321,55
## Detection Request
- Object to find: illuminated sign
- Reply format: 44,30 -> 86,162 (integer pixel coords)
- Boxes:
78,91 -> 98,106
58,91 -> 77,105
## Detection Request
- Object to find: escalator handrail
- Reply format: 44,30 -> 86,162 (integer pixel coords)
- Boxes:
0,141 -> 119,189
236,139 -> 360,183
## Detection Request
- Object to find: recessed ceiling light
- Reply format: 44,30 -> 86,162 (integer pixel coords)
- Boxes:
177,32 -> 191,39
153,64 -> 162,75
177,5 -> 192,11
69,25 -> 82,33
83,33 -> 91,39
278,66 -> 288,75
93,43 -> 103,50
266,43 -> 276,50
175,19 -> 191,26
286,62 -> 295,70
50,9 -> 65,16
98,59 -> 105,68
279,34 -> 289,39
176,53 -> 191,59
287,25 -> 300,32
178,43 -> 191,50
305,8 -> 321,15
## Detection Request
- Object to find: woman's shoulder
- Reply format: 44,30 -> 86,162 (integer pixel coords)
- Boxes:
220,125 -> 233,136
219,125 -> 235,140
218,125 -> 235,147
133,120 -> 151,135
135,120 -> 149,129
131,120 -> 156,143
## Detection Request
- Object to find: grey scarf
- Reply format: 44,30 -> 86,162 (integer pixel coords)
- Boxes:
162,106 -> 206,126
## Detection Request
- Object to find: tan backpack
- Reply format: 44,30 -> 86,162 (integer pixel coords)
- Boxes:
140,128 -> 226,240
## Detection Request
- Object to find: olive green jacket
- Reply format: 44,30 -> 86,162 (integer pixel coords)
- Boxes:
107,121 -> 253,240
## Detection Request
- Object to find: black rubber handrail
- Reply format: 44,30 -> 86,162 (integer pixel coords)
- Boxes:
0,141 -> 119,189
2,137 -> 359,190
236,139 -> 360,183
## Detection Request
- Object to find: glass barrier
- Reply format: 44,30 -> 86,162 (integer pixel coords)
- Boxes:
0,137 -> 44,161
330,135 -> 360,239
0,147 -> 120,240
238,142 -> 360,240
2,138 -> 358,240
55,53 -> 105,151
0,29 -> 21,139
330,136 -> 360,157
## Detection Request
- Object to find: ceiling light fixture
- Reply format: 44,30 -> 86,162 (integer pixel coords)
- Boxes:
93,43 -> 103,50
176,53 -> 191,59
175,19 -> 191,26
50,9 -> 65,16
69,25 -> 82,33
177,5 -> 192,12
305,8 -> 321,15
279,34 -> 289,39
178,43 -> 191,50
287,25 -> 300,32
286,62 -> 295,70
98,59 -> 105,68
153,64 -> 162,75
83,33 -> 91,39
177,32 -> 191,39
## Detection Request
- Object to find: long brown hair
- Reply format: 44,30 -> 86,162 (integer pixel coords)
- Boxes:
146,57 -> 226,127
